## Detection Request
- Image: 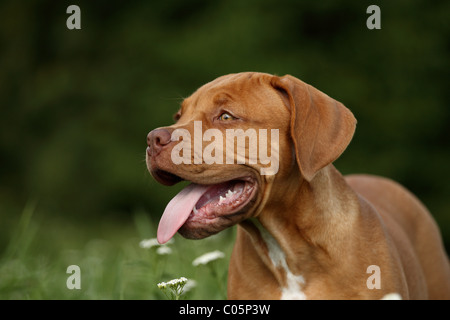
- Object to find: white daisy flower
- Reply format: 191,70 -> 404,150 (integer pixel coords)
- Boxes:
183,279 -> 197,293
192,250 -> 225,266
139,238 -> 159,249
157,282 -> 167,289
157,277 -> 189,300
156,245 -> 172,255
139,238 -> 174,249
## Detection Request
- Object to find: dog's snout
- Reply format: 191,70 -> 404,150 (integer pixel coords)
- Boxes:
147,128 -> 172,156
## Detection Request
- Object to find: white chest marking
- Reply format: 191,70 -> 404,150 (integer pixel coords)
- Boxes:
255,221 -> 307,300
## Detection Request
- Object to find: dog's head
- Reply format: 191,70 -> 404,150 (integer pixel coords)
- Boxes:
146,72 -> 356,243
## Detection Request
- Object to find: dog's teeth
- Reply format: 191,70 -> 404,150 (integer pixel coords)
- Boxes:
193,206 -> 198,214
219,196 -> 225,204
226,190 -> 234,198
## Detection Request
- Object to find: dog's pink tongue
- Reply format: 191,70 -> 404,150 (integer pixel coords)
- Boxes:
157,183 -> 209,244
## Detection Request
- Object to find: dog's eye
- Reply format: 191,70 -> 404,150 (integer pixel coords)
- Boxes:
218,112 -> 236,121
173,111 -> 181,122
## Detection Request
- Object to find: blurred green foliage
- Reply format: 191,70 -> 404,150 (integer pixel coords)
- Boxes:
0,204 -> 234,299
0,0 -> 449,261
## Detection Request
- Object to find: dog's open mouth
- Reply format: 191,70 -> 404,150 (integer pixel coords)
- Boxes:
157,177 -> 257,244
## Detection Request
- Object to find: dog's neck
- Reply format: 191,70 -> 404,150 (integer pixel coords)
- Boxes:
240,165 -> 360,297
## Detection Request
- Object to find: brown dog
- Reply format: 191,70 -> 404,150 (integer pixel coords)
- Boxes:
146,72 -> 450,299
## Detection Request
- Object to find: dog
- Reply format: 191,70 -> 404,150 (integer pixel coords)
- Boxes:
146,72 -> 450,299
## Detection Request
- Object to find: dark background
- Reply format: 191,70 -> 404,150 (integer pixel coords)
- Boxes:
1,0 -> 449,252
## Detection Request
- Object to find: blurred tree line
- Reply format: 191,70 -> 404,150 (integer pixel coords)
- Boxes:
0,0 -> 449,249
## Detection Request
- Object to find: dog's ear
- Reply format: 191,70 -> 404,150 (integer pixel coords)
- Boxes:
270,75 -> 356,182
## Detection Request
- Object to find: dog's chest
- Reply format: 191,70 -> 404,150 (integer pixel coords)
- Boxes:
256,221 -> 307,300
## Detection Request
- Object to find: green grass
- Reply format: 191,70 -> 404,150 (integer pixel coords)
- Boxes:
0,203 -> 235,300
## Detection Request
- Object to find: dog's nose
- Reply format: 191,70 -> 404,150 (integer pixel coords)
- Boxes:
147,128 -> 172,156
